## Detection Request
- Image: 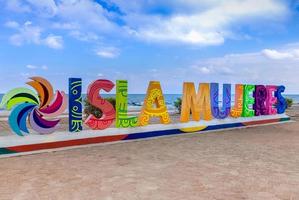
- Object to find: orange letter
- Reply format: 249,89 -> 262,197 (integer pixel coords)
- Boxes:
230,84 -> 244,118
180,83 -> 212,122
138,81 -> 170,126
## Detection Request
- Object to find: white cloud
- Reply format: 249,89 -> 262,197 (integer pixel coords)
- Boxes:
5,21 -> 63,49
6,0 -> 57,16
43,35 -> 63,49
262,49 -> 299,60
56,0 -> 118,32
6,0 -> 31,13
95,47 -> 120,58
120,0 -> 288,45
25,0 -> 57,16
8,21 -> 42,46
52,22 -> 79,30
195,66 -> 212,74
26,64 -> 48,70
4,0 -> 119,51
191,64 -> 235,76
115,43 -> 297,93
169,44 -> 299,93
119,46 -> 299,94
3,0 -> 289,46
69,30 -> 99,42
41,65 -> 48,70
26,64 -> 37,69
4,21 -> 20,28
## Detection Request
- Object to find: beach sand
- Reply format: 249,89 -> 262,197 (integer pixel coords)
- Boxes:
0,107 -> 298,199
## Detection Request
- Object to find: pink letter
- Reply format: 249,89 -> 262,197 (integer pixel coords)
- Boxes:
266,85 -> 277,115
85,80 -> 115,130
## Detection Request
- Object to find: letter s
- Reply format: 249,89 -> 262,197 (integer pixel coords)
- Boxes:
275,85 -> 287,114
85,79 -> 115,130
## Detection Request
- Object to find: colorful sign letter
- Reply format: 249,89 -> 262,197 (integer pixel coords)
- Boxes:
242,84 -> 255,117
85,80 -> 116,130
139,81 -> 170,126
180,83 -> 212,122
69,78 -> 83,132
266,85 -> 277,115
253,85 -> 267,116
210,83 -> 231,119
116,80 -> 138,128
230,84 -> 244,118
275,85 -> 287,114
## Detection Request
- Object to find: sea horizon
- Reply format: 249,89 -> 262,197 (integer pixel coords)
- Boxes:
1,93 -> 299,107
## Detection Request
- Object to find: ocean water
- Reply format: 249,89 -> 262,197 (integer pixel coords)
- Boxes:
100,94 -> 181,109
0,94 -> 181,111
0,94 -> 298,111
82,94 -> 180,110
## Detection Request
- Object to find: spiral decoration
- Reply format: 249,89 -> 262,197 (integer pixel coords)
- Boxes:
0,77 -> 67,136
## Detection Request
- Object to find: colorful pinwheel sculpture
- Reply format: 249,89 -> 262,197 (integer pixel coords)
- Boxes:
0,77 -> 67,136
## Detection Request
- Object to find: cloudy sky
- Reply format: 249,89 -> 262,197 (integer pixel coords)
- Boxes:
0,0 -> 299,94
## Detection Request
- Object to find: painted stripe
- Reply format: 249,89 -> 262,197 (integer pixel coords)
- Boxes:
6,135 -> 128,153
0,116 -> 291,157
0,148 -> 17,155
243,118 -> 280,126
124,129 -> 182,140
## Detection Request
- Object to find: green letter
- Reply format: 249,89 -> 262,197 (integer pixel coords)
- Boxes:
116,80 -> 138,128
242,84 -> 255,117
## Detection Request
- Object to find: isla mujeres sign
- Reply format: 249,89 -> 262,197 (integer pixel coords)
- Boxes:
0,77 -> 290,157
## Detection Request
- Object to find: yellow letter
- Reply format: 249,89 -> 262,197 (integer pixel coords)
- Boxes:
180,82 -> 212,122
139,81 -> 171,126
230,84 -> 244,118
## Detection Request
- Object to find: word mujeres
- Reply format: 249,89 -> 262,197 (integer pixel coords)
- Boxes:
0,77 -> 287,136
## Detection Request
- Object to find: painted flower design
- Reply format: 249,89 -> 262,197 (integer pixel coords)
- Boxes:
0,77 -> 67,136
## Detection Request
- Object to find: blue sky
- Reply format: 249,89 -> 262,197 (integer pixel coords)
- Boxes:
0,0 -> 299,94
